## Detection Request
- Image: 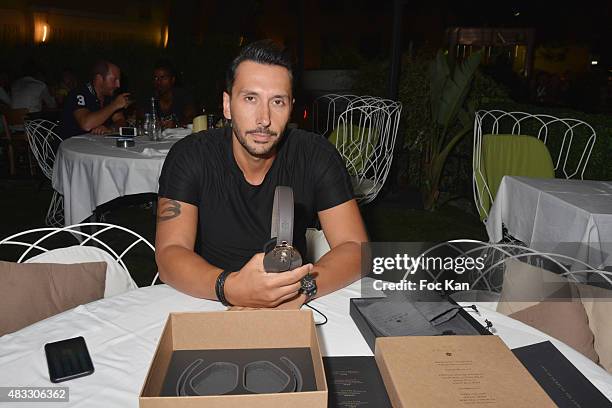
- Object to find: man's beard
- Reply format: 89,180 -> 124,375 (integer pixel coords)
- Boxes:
233,122 -> 283,158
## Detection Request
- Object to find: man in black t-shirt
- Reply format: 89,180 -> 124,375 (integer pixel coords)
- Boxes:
151,60 -> 195,128
156,40 -> 368,309
59,60 -> 130,139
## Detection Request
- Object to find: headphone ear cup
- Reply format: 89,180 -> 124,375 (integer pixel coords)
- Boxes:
290,251 -> 302,270
263,246 -> 302,273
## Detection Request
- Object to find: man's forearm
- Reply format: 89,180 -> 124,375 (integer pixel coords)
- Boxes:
310,241 -> 362,299
78,105 -> 118,131
156,245 -> 222,299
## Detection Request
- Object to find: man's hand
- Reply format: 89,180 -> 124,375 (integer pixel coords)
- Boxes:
224,253 -> 311,308
111,93 -> 131,110
91,125 -> 112,135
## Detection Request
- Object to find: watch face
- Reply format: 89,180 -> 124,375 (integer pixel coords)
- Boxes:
300,274 -> 317,297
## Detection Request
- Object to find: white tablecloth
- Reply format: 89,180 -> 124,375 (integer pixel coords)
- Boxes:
487,176 -> 612,268
52,135 -> 180,226
0,280 -> 610,407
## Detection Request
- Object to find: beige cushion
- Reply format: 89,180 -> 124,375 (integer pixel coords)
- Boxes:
509,301 -> 598,363
305,228 -> 331,263
26,245 -> 137,297
0,261 -> 106,336
496,258 -> 576,315
578,284 -> 612,372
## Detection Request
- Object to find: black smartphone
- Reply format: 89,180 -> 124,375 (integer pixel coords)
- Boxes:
44,336 -> 95,383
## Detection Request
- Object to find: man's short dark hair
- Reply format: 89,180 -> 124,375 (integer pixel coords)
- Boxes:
226,39 -> 292,94
154,59 -> 176,78
91,60 -> 114,81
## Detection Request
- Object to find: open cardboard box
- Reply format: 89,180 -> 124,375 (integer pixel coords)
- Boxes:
139,309 -> 327,408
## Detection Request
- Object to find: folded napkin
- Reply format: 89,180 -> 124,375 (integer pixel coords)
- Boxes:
140,147 -> 170,157
162,127 -> 192,139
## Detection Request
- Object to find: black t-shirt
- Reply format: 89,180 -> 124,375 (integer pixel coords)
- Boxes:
59,83 -> 112,139
159,87 -> 193,123
158,127 -> 354,272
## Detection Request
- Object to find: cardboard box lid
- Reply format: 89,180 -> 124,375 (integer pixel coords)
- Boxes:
374,336 -> 556,408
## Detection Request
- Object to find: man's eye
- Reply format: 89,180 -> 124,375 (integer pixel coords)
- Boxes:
272,99 -> 285,106
245,96 -> 255,102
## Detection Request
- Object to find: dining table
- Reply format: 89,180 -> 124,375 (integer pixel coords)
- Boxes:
486,176 -> 612,269
52,130 -> 190,226
0,278 -> 610,407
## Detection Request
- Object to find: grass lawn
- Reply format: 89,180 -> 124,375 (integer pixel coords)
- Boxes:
362,203 -> 487,242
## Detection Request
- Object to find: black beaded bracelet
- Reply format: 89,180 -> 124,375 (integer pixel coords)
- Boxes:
215,270 -> 233,307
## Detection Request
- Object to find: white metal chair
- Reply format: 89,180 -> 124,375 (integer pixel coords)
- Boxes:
0,222 -> 158,296
473,110 -> 597,220
24,119 -> 64,227
312,94 -> 360,138
391,240 -> 611,302
315,95 -> 402,205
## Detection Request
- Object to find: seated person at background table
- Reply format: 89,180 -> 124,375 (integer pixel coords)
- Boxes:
59,60 -> 130,139
10,59 -> 56,113
152,59 -> 195,129
155,40 -> 368,309
53,68 -> 78,108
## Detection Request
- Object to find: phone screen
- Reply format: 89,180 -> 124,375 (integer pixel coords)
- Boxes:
119,127 -> 137,137
45,336 -> 95,383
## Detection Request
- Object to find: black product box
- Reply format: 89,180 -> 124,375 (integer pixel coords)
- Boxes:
349,297 -> 490,352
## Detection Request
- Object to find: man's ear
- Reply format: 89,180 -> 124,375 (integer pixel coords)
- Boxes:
222,91 -> 231,120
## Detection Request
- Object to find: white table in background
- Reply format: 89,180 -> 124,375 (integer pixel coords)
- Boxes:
0,279 -> 610,407
52,135 -> 181,226
487,176 -> 612,268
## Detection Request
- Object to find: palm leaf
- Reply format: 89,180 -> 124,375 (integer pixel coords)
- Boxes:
429,51 -> 450,126
432,51 -> 481,127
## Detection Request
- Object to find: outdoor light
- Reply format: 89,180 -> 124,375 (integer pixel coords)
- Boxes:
591,60 -> 598,65
514,11 -> 520,17
41,24 -> 48,42
34,20 -> 50,43
163,25 -> 169,48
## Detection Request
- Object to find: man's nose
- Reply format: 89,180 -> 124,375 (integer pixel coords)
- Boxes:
257,103 -> 271,127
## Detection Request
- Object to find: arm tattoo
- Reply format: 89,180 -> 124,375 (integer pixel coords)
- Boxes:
158,199 -> 182,222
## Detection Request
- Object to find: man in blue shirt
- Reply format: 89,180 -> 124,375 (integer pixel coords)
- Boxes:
59,60 -> 130,139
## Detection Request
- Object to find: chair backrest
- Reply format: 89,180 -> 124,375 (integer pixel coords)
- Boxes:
474,134 -> 555,219
0,222 -> 158,295
24,119 -> 62,180
333,96 -> 402,204
305,228 -> 331,263
473,110 -> 597,219
312,94 -> 360,138
393,239 -> 611,295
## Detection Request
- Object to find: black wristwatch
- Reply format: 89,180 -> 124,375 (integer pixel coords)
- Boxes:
300,273 -> 317,301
